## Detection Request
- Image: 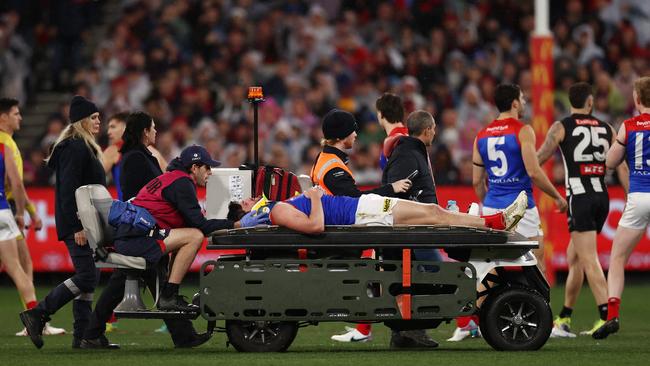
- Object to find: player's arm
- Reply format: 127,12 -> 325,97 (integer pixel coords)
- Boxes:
520,125 -> 567,212
102,145 -> 119,173
271,189 -> 325,234
606,123 -> 627,170
536,121 -> 565,165
5,146 -> 26,228
471,137 -> 487,202
607,124 -> 630,194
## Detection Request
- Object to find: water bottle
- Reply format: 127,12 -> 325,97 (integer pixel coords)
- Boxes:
447,200 -> 459,212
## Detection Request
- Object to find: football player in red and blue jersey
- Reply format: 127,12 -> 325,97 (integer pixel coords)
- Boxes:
472,84 -> 567,275
594,76 -> 650,339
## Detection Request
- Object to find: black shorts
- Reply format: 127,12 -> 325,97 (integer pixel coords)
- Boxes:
567,193 -> 609,233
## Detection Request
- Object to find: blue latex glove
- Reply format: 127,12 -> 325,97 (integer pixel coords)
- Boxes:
239,210 -> 271,227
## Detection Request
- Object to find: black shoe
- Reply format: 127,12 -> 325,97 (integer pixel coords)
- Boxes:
80,336 -> 121,349
592,318 -> 620,340
19,309 -> 48,349
390,330 -> 439,349
175,332 -> 211,348
72,337 -> 81,349
158,294 -> 199,313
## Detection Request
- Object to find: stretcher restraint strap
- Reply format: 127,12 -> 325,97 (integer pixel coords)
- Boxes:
399,249 -> 412,320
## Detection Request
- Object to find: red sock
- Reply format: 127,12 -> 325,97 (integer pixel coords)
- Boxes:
26,301 -> 37,310
607,297 -> 620,321
481,213 -> 505,230
456,316 -> 471,328
109,313 -> 118,323
356,323 -> 371,335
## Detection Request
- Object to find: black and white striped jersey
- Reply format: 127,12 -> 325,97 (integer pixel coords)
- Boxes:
558,114 -> 613,196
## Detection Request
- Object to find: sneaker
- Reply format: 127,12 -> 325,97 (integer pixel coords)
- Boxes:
592,318 -> 619,339
15,327 -> 28,336
502,191 -> 528,231
157,294 -> 199,313
80,336 -> 120,349
550,316 -> 576,338
447,325 -> 481,341
43,322 -> 66,335
175,332 -> 211,348
580,319 -> 606,336
154,323 -> 169,333
390,330 -> 438,349
331,328 -> 372,343
19,308 -> 49,349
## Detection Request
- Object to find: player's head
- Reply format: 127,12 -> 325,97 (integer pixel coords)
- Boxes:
107,112 -> 128,144
375,93 -> 404,127
633,76 -> 650,110
0,97 -> 21,132
406,110 -> 436,146
569,82 -> 594,111
495,84 -> 525,117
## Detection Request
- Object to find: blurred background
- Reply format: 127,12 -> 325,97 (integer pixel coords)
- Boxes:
2,0 -> 648,188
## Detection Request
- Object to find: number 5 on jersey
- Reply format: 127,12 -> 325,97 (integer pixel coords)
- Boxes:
487,136 -> 508,177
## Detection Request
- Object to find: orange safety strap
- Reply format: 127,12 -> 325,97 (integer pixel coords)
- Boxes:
396,249 -> 412,320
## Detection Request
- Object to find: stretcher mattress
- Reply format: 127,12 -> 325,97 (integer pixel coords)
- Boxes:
208,225 -> 537,249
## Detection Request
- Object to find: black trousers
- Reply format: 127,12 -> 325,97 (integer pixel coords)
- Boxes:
83,257 -> 196,346
37,236 -> 99,339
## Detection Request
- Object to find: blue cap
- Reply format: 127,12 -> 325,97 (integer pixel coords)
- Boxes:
180,145 -> 221,168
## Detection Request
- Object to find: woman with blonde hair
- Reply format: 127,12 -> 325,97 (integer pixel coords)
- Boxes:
20,95 -> 110,349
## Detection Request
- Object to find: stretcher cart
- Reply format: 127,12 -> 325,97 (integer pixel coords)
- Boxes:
202,225 -> 551,352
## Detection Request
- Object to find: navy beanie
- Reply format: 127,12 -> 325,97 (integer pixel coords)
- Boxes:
69,95 -> 99,123
322,109 -> 358,140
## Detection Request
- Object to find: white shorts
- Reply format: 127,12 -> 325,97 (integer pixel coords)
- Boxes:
0,208 -> 21,241
483,206 -> 543,238
354,194 -> 398,226
619,192 -> 650,230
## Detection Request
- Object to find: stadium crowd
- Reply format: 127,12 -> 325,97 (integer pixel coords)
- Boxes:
2,0 -> 649,187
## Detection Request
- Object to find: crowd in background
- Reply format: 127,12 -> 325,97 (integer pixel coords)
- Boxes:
2,0 -> 649,187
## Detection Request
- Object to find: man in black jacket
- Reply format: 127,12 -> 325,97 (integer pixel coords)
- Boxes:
381,110 -> 443,347
382,110 -> 438,204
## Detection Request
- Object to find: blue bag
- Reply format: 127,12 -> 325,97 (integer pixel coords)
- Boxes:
108,200 -> 157,234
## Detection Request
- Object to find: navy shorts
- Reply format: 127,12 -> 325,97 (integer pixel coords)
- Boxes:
114,226 -> 170,265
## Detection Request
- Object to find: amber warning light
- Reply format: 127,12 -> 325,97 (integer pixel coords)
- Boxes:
247,86 -> 264,101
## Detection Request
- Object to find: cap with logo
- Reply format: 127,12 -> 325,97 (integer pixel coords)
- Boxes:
180,145 -> 221,168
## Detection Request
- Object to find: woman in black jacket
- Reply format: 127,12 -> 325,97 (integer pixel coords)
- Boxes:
20,95 -> 106,349
81,111 -> 211,349
119,111 -> 163,200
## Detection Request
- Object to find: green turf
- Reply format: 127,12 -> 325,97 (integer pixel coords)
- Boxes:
1,285 -> 649,366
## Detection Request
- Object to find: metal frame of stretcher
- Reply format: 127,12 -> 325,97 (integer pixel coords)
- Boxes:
202,225 -> 546,323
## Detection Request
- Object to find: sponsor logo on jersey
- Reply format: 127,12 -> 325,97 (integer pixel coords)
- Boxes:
575,119 -> 599,126
635,120 -> 650,127
489,177 -> 521,184
485,125 -> 510,133
580,164 -> 605,175
632,170 -> 650,175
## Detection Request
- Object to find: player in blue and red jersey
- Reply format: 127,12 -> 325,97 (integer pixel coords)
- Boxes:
472,84 -> 567,275
594,76 -> 650,339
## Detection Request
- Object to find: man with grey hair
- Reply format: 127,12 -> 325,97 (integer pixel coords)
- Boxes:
381,109 -> 441,348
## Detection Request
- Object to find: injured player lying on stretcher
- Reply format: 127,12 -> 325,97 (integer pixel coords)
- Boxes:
229,187 -> 528,234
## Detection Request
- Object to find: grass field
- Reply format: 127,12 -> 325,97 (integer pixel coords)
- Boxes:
1,284 -> 649,366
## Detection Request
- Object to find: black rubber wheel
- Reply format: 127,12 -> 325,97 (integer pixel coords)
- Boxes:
480,286 -> 552,351
225,320 -> 298,352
